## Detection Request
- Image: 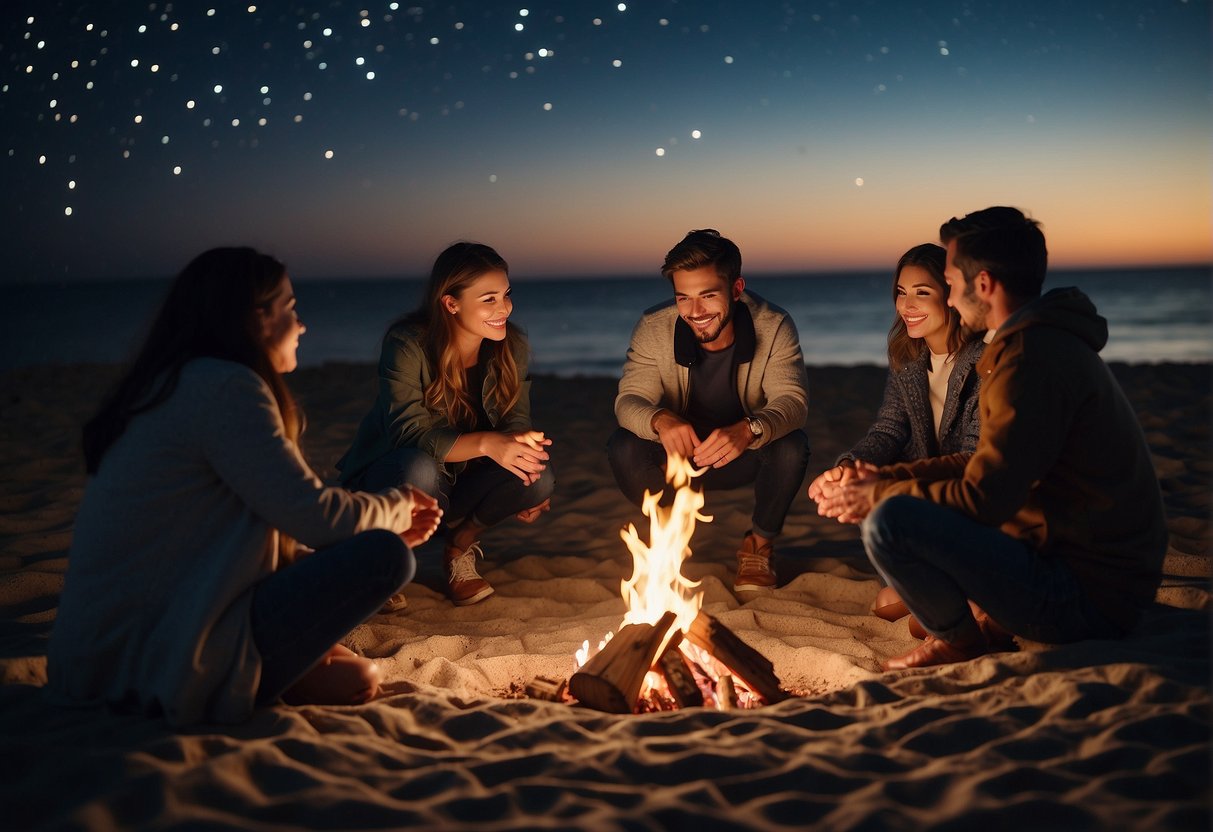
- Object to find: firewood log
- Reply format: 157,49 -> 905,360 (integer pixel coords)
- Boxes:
568,611 -> 678,713
685,612 -> 788,704
656,631 -> 704,708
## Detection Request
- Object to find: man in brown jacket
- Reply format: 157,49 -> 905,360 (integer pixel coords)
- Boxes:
814,207 -> 1167,670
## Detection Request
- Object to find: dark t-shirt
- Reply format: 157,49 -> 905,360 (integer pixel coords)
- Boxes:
684,343 -> 744,438
465,363 -> 492,431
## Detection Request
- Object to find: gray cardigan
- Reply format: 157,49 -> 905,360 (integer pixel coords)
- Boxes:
838,337 -> 985,466
49,359 -> 417,725
615,291 -> 809,447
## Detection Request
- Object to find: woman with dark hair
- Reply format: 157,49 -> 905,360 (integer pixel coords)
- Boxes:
338,242 -> 554,607
808,244 -> 987,623
49,248 -> 441,726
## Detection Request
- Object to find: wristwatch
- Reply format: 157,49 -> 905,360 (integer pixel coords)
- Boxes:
745,417 -> 763,439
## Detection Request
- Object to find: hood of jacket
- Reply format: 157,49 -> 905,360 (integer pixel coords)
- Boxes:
995,286 -> 1108,353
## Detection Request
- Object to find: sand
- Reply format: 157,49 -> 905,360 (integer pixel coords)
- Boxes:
0,362 -> 1208,830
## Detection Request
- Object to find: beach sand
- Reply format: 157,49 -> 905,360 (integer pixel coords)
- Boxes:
0,362 -> 1208,829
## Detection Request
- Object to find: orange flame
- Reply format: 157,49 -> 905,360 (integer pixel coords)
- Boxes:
572,454 -> 764,709
619,453 -> 710,637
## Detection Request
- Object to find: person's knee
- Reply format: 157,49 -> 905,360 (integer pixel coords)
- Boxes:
395,451 -> 442,497
528,464 -> 556,505
765,429 -> 810,471
607,428 -> 661,503
607,427 -> 648,468
861,495 -> 920,562
361,528 -> 416,589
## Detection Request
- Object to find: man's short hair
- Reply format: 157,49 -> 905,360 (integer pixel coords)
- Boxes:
661,229 -> 742,283
939,207 -> 1048,299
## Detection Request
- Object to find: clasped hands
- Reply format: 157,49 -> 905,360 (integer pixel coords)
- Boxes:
807,459 -> 883,524
652,410 -> 753,470
487,429 -> 553,524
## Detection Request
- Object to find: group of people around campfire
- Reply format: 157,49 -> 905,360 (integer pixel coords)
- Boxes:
47,206 -> 1167,724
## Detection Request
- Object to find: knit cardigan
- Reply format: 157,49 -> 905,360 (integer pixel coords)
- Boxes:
838,336 -> 985,466
49,359 -> 417,725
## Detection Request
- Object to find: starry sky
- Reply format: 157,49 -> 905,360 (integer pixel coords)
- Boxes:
2,1 -> 1210,283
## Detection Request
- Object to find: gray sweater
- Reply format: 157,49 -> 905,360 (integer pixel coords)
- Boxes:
838,337 -> 985,466
49,359 -> 417,725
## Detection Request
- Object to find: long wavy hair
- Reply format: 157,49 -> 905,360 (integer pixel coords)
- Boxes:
886,243 -> 976,371
394,242 -> 524,429
82,248 -> 301,559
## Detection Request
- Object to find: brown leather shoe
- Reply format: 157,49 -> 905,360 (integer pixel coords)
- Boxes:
734,533 -> 776,592
974,607 -> 1018,652
444,542 -> 494,606
883,635 -> 993,671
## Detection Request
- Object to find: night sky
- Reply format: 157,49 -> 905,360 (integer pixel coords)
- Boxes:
2,1 -> 1209,282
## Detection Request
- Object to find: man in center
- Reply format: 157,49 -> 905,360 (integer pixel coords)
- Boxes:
608,229 -> 811,592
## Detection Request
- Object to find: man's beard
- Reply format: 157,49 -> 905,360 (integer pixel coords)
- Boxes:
961,283 -> 991,331
689,302 -> 734,344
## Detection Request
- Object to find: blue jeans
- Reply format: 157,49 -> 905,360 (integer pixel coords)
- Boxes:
606,427 -> 810,539
861,495 -> 1120,645
251,529 -> 415,705
348,447 -> 555,529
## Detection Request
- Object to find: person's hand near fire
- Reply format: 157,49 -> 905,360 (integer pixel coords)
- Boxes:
401,485 -> 443,548
806,458 -> 863,501
653,409 -> 753,470
481,429 -> 552,485
812,459 -> 884,524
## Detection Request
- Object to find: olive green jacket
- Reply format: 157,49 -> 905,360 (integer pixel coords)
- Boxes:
338,323 -> 532,484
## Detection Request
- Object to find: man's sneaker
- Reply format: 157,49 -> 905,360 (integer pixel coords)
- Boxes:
444,542 -> 495,606
733,532 -> 776,592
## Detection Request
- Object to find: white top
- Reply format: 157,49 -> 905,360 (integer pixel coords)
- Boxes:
927,349 -> 956,440
48,358 -> 417,725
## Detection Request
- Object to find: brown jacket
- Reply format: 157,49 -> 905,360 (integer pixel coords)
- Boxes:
872,288 -> 1167,632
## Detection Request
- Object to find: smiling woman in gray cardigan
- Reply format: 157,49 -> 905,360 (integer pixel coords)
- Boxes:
807,244 -> 985,625
808,245 -> 985,502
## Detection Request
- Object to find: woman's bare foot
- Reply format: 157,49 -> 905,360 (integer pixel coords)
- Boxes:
282,644 -> 382,705
873,586 -> 910,621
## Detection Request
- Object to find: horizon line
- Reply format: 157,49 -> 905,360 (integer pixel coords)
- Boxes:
3,261 -> 1209,287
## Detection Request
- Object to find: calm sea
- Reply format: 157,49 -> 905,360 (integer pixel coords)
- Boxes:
2,268 -> 1209,376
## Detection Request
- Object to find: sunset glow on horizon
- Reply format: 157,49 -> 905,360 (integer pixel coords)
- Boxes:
2,2 -> 1209,282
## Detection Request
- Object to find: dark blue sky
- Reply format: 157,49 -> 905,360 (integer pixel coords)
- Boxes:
2,1 -> 1209,282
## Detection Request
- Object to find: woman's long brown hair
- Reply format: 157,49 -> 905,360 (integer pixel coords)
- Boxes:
82,247 -> 301,561
394,242 -> 524,428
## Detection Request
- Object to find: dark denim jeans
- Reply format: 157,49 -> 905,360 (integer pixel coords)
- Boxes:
606,427 -> 810,539
348,447 -> 555,529
861,495 -> 1120,645
251,528 -> 415,705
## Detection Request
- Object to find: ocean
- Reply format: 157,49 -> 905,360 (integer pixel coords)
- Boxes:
2,267 -> 1209,376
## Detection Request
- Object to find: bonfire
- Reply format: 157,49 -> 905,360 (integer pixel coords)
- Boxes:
529,455 -> 786,713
